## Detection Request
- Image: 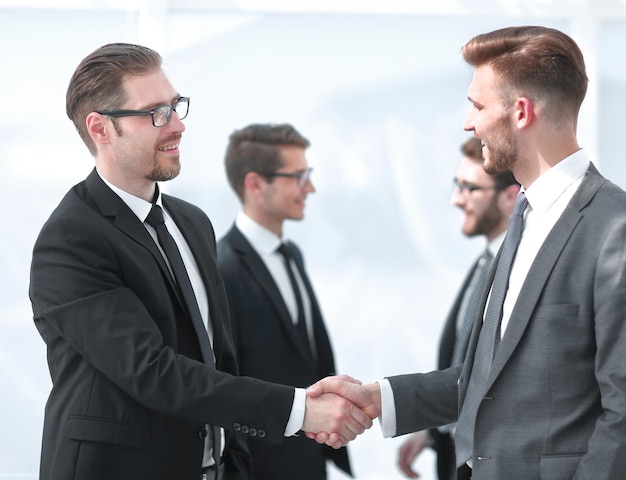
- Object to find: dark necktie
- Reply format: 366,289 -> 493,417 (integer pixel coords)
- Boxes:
145,204 -> 221,476
277,243 -> 312,358
455,192 -> 529,466
451,248 -> 494,367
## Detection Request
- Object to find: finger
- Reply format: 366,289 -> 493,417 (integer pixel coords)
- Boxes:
333,373 -> 363,385
306,380 -> 324,398
353,403 -> 373,430
325,432 -> 345,449
398,451 -> 419,478
307,375 -> 358,398
313,432 -> 329,444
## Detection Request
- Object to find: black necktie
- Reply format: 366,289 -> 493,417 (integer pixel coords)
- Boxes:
451,249 -> 494,367
277,243 -> 312,358
455,192 -> 529,466
145,204 -> 221,475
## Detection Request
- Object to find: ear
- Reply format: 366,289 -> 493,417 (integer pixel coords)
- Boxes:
513,97 -> 534,130
243,171 -> 265,196
86,112 -> 112,146
501,183 -> 521,209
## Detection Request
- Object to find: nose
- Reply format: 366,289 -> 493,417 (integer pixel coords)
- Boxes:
304,179 -> 316,193
463,108 -> 475,132
450,185 -> 465,207
168,111 -> 186,133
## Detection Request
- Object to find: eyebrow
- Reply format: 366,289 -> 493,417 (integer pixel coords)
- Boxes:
137,94 -> 182,111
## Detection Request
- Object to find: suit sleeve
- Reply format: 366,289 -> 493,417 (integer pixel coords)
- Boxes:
575,215 -> 626,478
387,366 -> 460,437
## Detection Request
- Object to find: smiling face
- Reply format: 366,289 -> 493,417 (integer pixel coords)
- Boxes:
255,146 -> 315,234
451,156 -> 510,241
91,69 -> 186,198
463,64 -> 519,176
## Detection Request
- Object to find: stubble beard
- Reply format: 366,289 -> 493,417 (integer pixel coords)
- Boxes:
483,115 -> 518,176
147,155 -> 181,182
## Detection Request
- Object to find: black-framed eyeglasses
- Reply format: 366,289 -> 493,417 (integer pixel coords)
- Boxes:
258,168 -> 313,189
97,97 -> 190,127
453,177 -> 504,196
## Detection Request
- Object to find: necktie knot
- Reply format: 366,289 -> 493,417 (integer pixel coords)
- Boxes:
146,204 -> 165,227
277,242 -> 290,259
513,192 -> 529,217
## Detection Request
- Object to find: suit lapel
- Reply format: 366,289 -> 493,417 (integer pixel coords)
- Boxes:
85,170 -> 175,290
163,196 -> 226,361
288,241 -> 336,374
486,165 -> 605,386
86,171 -> 216,364
228,227 -> 316,367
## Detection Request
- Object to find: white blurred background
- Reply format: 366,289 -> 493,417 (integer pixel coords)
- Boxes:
2,1 -> 626,479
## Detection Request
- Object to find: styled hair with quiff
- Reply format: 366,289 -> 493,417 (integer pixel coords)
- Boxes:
462,26 -> 588,122
66,43 -> 162,156
224,123 -> 310,201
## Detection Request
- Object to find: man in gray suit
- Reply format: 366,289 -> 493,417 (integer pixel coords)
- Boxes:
307,26 -> 626,479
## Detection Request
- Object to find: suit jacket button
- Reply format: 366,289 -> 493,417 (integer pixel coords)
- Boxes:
258,430 -> 266,438
198,427 -> 208,439
241,425 -> 249,434
249,428 -> 257,437
233,423 -> 241,432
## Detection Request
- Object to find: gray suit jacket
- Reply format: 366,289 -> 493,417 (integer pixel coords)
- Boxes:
388,164 -> 626,479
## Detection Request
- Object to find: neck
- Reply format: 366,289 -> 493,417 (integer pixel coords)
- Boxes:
242,206 -> 283,237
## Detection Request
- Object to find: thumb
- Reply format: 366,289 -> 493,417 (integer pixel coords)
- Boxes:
306,374 -> 361,398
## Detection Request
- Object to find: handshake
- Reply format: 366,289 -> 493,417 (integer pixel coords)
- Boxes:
301,374 -> 382,449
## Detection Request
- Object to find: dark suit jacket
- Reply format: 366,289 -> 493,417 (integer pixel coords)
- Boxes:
217,225 -> 352,480
29,169 -> 295,480
388,165 -> 626,479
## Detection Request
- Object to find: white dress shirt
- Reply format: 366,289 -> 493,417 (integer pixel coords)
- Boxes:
379,149 -> 590,438
234,211 -> 309,436
98,173 -> 227,465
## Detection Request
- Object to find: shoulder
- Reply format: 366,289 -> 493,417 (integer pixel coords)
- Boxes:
162,194 -> 209,220
217,226 -> 245,268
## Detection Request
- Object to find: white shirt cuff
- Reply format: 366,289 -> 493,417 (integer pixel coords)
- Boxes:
379,378 -> 396,438
284,387 -> 306,436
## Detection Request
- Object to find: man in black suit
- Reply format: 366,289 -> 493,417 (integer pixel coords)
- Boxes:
28,43 -> 371,480
217,123 -> 352,480
396,137 -> 519,480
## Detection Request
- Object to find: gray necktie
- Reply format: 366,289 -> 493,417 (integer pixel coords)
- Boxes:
451,249 -> 494,367
455,192 -> 528,467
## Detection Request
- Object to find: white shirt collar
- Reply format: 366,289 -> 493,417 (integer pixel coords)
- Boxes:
96,169 -> 161,222
235,211 -> 284,254
523,149 -> 590,216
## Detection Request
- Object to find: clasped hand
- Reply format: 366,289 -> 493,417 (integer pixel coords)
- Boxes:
301,374 -> 381,449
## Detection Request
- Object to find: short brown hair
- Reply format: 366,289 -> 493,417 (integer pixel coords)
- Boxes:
224,123 -> 310,201
66,43 -> 162,156
462,26 -> 588,121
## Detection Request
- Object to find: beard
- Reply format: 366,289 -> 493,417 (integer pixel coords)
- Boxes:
465,197 -> 503,237
147,157 -> 180,182
483,114 -> 518,175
